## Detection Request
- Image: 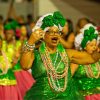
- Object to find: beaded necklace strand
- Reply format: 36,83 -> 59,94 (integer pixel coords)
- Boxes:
84,62 -> 100,78
39,43 -> 69,92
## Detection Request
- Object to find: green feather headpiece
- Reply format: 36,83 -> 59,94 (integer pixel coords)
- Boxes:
41,11 -> 66,30
81,26 -> 98,49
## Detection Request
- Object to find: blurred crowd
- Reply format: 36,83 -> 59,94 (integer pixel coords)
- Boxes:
0,11 -> 100,65
0,3 -> 100,99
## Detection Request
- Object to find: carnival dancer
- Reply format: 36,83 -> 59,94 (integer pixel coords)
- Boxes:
20,11 -> 100,100
74,23 -> 100,100
0,22 -> 35,100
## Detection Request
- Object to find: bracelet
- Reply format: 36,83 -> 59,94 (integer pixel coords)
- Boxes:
22,41 -> 35,52
26,41 -> 35,49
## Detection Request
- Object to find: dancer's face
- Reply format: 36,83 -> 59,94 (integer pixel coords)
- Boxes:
85,40 -> 97,54
44,26 -> 60,48
5,30 -> 15,41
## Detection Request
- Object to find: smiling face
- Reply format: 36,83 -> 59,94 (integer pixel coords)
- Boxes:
44,26 -> 60,48
85,39 -> 97,54
5,29 -> 15,41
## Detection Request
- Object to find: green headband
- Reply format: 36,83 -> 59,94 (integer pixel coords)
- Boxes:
81,26 -> 98,49
4,23 -> 13,30
41,11 -> 66,30
4,20 -> 19,31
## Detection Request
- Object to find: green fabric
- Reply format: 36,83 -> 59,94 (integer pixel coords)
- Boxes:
24,44 -> 84,100
13,60 -> 21,71
81,26 -> 98,49
4,23 -> 13,30
0,55 -> 16,85
73,62 -> 100,96
0,68 -> 16,80
4,20 -> 19,30
39,42 -> 65,54
41,11 -> 66,30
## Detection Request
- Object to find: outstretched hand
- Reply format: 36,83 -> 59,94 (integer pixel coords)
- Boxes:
30,28 -> 45,43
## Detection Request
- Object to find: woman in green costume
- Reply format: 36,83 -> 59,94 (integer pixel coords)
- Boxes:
0,22 -> 35,100
20,11 -> 100,100
73,23 -> 100,100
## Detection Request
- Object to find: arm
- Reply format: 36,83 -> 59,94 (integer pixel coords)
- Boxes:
20,36 -> 35,70
20,29 -> 45,70
59,37 -> 73,49
70,63 -> 79,76
67,49 -> 98,64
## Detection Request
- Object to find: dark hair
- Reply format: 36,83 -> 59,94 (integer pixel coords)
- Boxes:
77,17 -> 91,28
65,19 -> 74,40
27,14 -> 33,24
67,19 -> 74,33
0,15 -> 3,20
0,15 -> 3,24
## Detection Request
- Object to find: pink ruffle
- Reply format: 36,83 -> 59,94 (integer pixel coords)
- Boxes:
0,70 -> 35,100
14,70 -> 35,97
85,94 -> 100,100
0,85 -> 23,100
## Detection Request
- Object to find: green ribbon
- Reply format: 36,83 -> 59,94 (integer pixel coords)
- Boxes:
41,11 -> 66,30
81,26 -> 98,49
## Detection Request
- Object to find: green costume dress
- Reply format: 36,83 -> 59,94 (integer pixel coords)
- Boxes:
73,62 -> 100,96
24,43 -> 84,100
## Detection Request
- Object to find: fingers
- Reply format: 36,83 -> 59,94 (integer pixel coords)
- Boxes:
39,31 -> 45,39
32,29 -> 45,41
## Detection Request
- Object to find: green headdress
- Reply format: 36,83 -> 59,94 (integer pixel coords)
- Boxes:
75,24 -> 99,50
4,23 -> 13,30
81,26 -> 98,49
41,11 -> 66,30
4,20 -> 19,31
32,11 -> 66,32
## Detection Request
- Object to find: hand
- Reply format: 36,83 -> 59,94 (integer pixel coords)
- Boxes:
30,28 -> 45,43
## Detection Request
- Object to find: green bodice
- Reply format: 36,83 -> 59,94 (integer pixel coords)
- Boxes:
0,68 -> 16,86
24,49 -> 84,100
74,62 -> 100,96
0,40 -> 22,86
0,55 -> 16,86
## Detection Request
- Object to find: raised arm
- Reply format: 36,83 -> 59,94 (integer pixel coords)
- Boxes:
20,29 -> 45,70
67,49 -> 100,65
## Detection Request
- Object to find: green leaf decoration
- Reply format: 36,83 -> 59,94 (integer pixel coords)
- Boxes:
41,11 -> 66,30
81,26 -> 98,49
41,15 -> 54,30
53,11 -> 66,27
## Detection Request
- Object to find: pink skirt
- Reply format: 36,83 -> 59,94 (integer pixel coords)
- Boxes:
85,94 -> 100,100
14,70 -> 35,98
0,70 -> 35,100
0,85 -> 23,100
